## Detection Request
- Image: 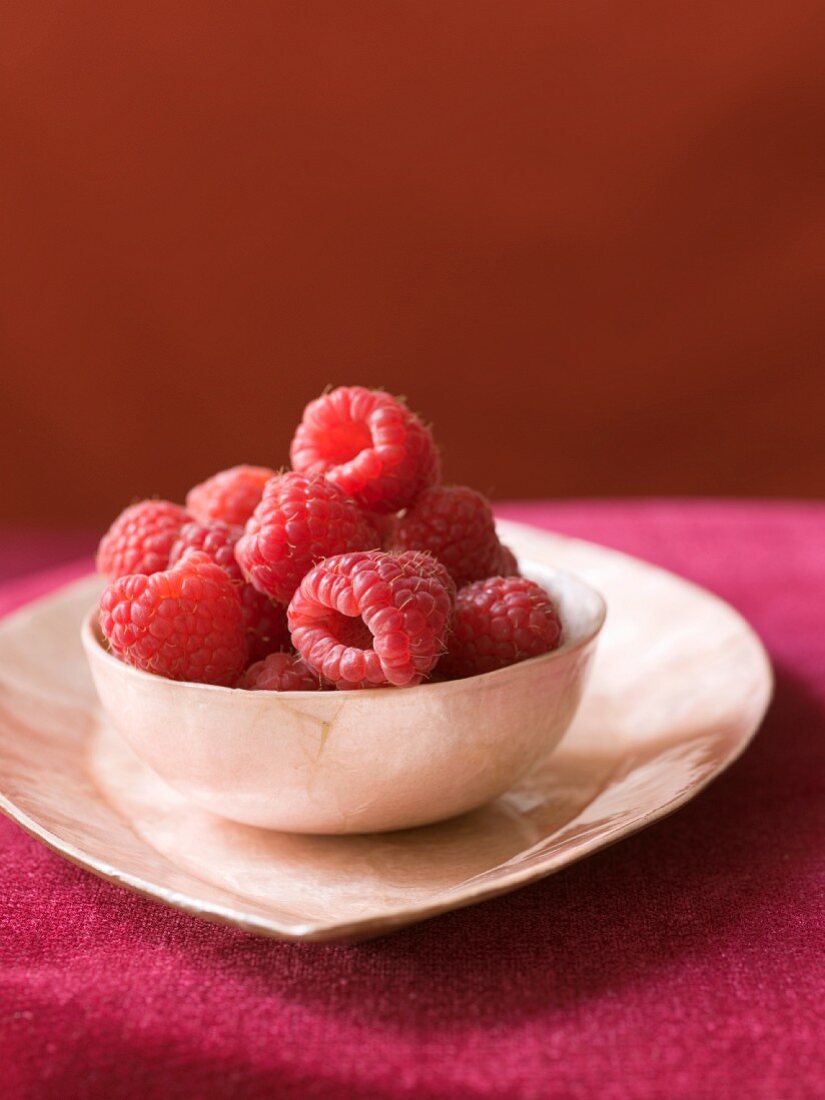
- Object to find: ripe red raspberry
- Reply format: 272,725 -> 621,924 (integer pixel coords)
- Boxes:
239,651 -> 321,692
169,519 -> 245,579
235,472 -> 379,604
99,551 -> 247,686
439,576 -> 563,680
169,521 -> 290,661
96,500 -> 190,581
239,586 -> 290,662
186,465 -> 274,527
290,386 -> 440,513
494,544 -> 520,576
288,550 -> 454,689
391,485 -> 507,587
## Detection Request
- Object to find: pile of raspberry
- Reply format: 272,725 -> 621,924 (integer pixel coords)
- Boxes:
97,386 -> 563,691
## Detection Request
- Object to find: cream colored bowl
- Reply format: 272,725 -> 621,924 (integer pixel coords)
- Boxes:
82,563 -> 605,834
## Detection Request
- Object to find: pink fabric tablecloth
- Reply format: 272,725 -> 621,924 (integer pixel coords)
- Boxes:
1,502 -> 823,1099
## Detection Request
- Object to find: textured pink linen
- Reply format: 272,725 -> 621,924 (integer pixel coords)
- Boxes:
1,502 -> 823,1099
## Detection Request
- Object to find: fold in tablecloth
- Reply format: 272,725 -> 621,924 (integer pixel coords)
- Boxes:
1,502 -> 823,1099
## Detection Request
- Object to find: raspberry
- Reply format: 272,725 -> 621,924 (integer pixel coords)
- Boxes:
288,550 -> 454,689
235,472 -> 379,604
169,521 -> 290,661
240,586 -> 290,663
96,500 -> 190,581
290,386 -> 440,513
99,550 -> 246,686
439,576 -> 563,679
186,465 -> 274,527
391,485 -> 506,587
495,544 -> 520,576
169,520 -> 245,579
239,651 -> 321,692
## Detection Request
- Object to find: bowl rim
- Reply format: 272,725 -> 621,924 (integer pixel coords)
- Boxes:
82,562 -> 607,700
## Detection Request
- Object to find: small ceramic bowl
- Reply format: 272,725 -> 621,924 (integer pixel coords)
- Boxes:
82,562 -> 606,834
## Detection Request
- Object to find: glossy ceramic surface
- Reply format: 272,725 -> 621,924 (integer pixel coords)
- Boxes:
81,566 -> 604,834
0,521 -> 772,941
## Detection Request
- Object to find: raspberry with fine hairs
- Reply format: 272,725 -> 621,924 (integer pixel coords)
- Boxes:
169,521 -> 290,661
169,520 -> 245,579
439,576 -> 563,680
99,550 -> 247,686
288,550 -> 454,689
186,465 -> 274,527
96,500 -> 190,581
235,472 -> 379,604
391,485 -> 507,587
239,651 -> 321,692
290,386 -> 440,513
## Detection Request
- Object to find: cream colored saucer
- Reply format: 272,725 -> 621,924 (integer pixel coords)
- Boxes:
0,521 -> 772,941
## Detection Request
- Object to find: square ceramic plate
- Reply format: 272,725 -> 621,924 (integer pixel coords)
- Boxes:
0,520 -> 772,942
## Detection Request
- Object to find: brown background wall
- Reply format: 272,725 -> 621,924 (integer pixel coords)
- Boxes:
2,1 -> 823,526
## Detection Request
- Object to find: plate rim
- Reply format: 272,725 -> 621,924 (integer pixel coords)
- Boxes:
0,523 -> 774,942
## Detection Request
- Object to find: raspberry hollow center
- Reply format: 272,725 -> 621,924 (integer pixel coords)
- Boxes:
320,421 -> 373,465
324,610 -> 374,650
